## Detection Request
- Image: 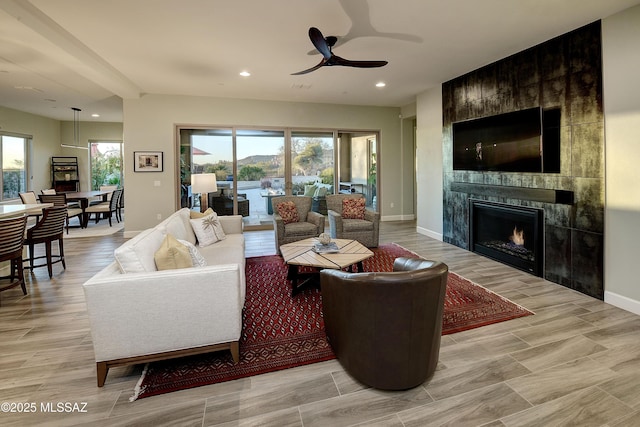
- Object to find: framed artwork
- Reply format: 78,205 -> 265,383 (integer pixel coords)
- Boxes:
134,151 -> 163,172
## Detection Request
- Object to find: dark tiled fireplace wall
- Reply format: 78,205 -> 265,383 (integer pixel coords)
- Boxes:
442,21 -> 604,299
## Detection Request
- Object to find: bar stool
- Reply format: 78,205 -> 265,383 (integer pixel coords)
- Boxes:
0,215 -> 28,306
24,206 -> 67,278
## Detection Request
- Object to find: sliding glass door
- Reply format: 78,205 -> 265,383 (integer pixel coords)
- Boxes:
236,129 -> 285,225
178,126 -> 377,229
290,131 -> 335,194
337,131 -> 377,209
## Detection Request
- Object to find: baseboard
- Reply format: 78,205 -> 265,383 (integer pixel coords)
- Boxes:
381,214 -> 415,222
416,226 -> 443,241
604,291 -> 640,316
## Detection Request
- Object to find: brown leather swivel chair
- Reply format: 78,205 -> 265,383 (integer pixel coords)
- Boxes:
320,257 -> 448,390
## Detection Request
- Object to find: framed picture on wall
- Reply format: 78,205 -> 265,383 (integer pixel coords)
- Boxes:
134,151 -> 163,172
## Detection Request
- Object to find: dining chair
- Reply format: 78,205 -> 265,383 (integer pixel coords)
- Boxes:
38,193 -> 84,233
19,191 -> 43,222
99,185 -> 118,201
24,206 -> 67,278
0,215 -> 28,306
85,188 -> 122,227
116,188 -> 124,222
41,189 -> 57,195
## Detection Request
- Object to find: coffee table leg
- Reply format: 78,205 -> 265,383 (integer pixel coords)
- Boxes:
287,264 -> 298,282
287,264 -> 320,297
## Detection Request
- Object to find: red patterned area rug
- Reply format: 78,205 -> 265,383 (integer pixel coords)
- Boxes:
131,243 -> 532,400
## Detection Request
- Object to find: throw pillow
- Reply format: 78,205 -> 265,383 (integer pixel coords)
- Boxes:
303,184 -> 317,197
190,212 -> 226,247
177,239 -> 207,267
190,207 -> 214,219
342,197 -> 366,220
276,200 -> 299,224
154,234 -> 193,271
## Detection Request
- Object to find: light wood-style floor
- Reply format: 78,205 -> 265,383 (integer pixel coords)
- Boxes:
1,221 -> 639,426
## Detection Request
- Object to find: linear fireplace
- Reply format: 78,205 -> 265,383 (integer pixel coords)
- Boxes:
469,200 -> 544,276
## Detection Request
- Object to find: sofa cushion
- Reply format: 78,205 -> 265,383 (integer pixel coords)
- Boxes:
178,239 -> 207,267
190,212 -> 226,247
154,234 -> 193,271
114,227 -> 165,273
198,236 -> 245,265
285,221 -> 317,236
160,209 -> 197,244
342,197 -> 366,219
277,200 -> 299,224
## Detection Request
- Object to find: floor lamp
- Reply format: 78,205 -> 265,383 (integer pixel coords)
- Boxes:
191,173 -> 218,213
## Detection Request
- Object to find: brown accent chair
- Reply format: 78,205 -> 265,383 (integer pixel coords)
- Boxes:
24,206 -> 68,278
326,193 -> 380,247
0,215 -> 28,306
272,195 -> 325,254
320,256 -> 449,390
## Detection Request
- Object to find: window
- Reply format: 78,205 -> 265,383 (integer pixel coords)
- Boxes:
90,141 -> 123,190
1,134 -> 28,201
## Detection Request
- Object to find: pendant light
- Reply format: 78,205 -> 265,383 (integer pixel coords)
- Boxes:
61,107 -> 88,150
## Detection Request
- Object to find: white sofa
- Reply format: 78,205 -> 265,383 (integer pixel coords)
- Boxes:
82,208 -> 246,387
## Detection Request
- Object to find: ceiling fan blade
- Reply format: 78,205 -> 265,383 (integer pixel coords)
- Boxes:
291,59 -> 326,75
308,27 -> 332,59
333,56 -> 388,68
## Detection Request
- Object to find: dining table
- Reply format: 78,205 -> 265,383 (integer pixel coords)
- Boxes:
63,190 -> 112,227
0,203 -> 54,218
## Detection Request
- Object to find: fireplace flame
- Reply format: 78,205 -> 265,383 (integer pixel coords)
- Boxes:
509,226 -> 525,246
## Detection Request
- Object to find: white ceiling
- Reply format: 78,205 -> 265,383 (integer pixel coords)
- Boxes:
1,0 -> 639,123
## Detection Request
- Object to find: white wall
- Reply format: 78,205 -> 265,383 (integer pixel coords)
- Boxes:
415,87 -> 443,240
603,4 -> 640,314
123,94 -> 402,234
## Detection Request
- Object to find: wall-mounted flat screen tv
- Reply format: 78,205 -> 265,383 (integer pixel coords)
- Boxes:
453,107 -> 545,172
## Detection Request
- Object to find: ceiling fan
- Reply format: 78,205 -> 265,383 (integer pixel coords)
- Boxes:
291,27 -> 388,75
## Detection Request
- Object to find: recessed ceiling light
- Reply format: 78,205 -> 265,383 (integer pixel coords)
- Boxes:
239,71 -> 251,77
375,82 -> 386,88
91,113 -> 100,118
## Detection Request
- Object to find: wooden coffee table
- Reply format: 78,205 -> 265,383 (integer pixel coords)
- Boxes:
280,238 -> 374,296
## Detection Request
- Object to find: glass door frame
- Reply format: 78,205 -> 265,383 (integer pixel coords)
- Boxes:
175,125 -> 380,229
